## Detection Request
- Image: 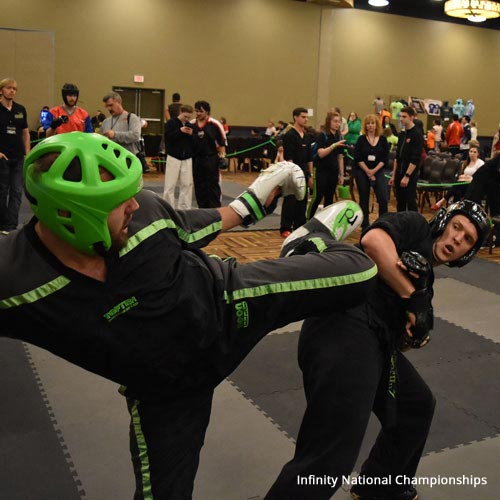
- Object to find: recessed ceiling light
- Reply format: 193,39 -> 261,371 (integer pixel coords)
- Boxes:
368,0 -> 389,7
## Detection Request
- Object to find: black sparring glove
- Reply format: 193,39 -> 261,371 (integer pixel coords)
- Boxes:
218,156 -> 229,170
50,115 -> 68,129
400,251 -> 432,289
400,288 -> 433,349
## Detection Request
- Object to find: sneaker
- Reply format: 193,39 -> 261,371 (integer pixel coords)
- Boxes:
0,230 -> 9,235
430,199 -> 445,211
351,486 -> 418,500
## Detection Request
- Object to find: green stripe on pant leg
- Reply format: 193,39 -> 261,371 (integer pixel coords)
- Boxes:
131,401 -> 154,500
224,265 -> 378,303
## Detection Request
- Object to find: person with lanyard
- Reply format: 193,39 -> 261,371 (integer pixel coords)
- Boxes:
0,78 -> 30,235
307,110 -> 345,219
100,91 -> 149,173
1,131 -> 378,500
354,114 -> 389,231
191,100 -> 227,208
42,83 -> 93,136
267,199 -> 490,500
389,106 -> 424,212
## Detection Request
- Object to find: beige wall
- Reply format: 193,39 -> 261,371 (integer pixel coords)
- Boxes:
324,9 -> 500,134
1,1 -> 499,134
0,28 -> 54,129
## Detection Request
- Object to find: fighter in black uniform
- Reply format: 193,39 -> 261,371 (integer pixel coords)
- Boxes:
266,201 -> 490,500
0,132 -> 378,500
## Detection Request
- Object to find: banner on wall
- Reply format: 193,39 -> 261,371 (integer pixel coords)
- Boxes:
422,99 -> 443,116
408,97 -> 426,114
407,97 -> 443,116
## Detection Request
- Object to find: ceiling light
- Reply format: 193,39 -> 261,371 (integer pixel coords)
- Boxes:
368,0 -> 389,7
444,0 -> 500,23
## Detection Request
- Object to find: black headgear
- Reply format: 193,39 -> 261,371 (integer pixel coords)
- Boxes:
429,199 -> 490,267
61,83 -> 79,106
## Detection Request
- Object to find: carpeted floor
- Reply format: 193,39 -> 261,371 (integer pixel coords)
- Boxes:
1,171 -> 499,500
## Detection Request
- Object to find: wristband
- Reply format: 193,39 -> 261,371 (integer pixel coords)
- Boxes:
404,172 -> 411,178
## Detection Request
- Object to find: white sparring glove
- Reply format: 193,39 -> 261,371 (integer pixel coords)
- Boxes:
229,161 -> 306,226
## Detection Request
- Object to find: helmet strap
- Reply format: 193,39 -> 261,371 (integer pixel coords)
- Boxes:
93,241 -> 109,257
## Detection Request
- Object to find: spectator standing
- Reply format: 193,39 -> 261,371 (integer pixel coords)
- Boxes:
163,104 -> 195,209
382,115 -> 397,136
389,106 -> 424,212
332,106 -> 348,137
42,83 -> 93,136
445,114 -> 464,157
101,92 -> 142,154
354,114 -> 389,230
432,118 -> 443,152
307,111 -> 345,219
37,105 -> 50,138
220,116 -> 230,136
191,100 -> 227,208
280,107 -> 312,237
345,112 -> 362,147
165,92 -> 182,121
0,78 -> 30,234
460,115 -> 472,159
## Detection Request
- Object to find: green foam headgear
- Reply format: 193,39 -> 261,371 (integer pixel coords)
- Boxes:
24,132 -> 143,254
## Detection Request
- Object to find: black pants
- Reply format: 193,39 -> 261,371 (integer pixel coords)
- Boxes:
307,167 -> 338,219
465,156 -> 500,216
265,306 -> 435,500
127,236 -> 378,500
0,157 -> 24,231
394,170 -> 419,212
193,154 -> 221,208
354,168 -> 388,230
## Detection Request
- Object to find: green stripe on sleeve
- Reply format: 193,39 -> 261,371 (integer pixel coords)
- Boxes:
120,218 -> 222,257
0,275 -> 71,309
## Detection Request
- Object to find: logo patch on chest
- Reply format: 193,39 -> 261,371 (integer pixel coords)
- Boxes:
104,296 -> 139,322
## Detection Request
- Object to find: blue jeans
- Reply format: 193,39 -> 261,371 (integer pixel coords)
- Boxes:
0,157 -> 24,231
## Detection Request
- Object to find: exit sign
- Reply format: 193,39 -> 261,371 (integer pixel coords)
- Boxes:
134,75 -> 144,83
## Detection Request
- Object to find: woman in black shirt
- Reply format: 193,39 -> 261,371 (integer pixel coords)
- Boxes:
307,111 -> 346,219
354,114 -> 389,230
